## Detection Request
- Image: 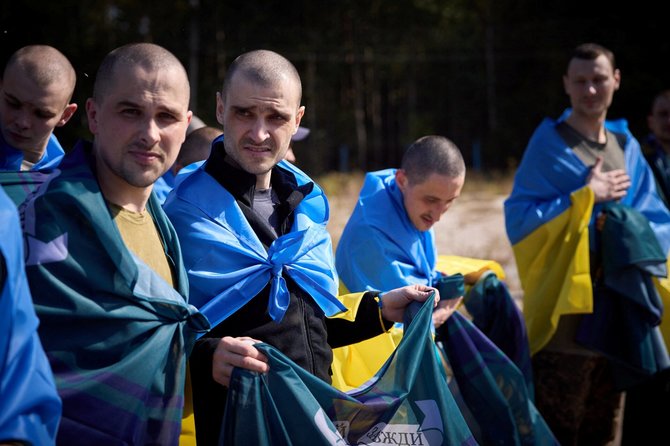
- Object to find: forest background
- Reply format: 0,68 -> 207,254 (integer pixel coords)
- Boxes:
3,1 -> 668,298
2,0 -> 669,177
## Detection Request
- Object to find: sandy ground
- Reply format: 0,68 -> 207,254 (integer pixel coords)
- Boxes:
325,172 -> 523,304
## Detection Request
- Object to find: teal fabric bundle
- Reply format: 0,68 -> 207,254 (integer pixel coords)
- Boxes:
464,271 -> 534,397
222,297 -> 476,446
23,143 -> 209,445
577,202 -> 670,388
438,312 -> 558,446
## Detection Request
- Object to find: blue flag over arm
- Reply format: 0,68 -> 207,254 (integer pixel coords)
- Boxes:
0,186 -> 61,446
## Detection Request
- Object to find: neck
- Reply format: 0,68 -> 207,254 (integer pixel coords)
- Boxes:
256,172 -> 272,190
95,164 -> 152,213
565,111 -> 607,143
21,143 -> 47,164
100,181 -> 152,213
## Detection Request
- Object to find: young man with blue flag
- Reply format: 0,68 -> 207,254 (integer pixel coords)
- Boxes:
335,135 -> 554,445
336,136 -> 467,326
164,49 -> 441,446
0,45 -> 77,171
22,43 -> 208,445
505,42 -> 670,445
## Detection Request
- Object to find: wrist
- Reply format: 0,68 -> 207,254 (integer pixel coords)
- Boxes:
375,291 -> 384,309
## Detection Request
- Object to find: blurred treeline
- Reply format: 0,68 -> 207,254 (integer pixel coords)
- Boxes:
2,1 -> 668,176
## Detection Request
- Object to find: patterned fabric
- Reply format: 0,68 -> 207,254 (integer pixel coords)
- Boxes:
23,141 -> 209,445
463,271 -> 534,396
438,312 -> 559,446
222,297 -> 477,446
0,186 -> 60,446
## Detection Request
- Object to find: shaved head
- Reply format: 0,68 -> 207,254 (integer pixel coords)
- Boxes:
93,43 -> 190,104
4,45 -> 76,102
401,135 -> 465,185
176,125 -> 221,169
221,49 -> 302,106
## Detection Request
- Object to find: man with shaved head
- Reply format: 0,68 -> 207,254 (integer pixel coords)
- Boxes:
164,49 -> 438,444
0,45 -> 77,170
22,43 -> 208,445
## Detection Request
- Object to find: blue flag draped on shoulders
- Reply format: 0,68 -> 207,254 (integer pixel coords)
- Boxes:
22,142 -> 209,445
164,151 -> 346,329
335,169 -> 532,385
0,186 -> 61,446
505,112 -> 670,249
504,111 -> 670,355
1,132 -> 65,171
336,168 -> 440,292
222,296 -> 477,446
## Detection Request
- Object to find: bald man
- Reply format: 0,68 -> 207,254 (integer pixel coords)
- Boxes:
164,49 -> 438,445
0,45 -> 77,171
22,43 -> 208,445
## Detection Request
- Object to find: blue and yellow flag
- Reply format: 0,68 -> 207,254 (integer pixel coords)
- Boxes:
505,113 -> 670,354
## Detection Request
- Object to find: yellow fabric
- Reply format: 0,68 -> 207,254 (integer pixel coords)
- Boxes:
653,262 -> 670,350
179,365 -> 196,445
331,256 -> 507,391
436,255 -> 506,282
328,290 -> 366,322
331,329 -> 402,392
330,284 -> 398,391
512,187 -> 594,354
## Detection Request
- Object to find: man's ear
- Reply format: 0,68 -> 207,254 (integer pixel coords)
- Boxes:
57,103 -> 78,127
215,92 -> 225,126
295,105 -> 305,129
85,98 -> 98,134
613,68 -> 621,91
395,169 -> 408,191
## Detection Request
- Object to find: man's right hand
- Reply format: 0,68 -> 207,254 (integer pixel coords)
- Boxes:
587,156 -> 630,203
212,336 -> 269,387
